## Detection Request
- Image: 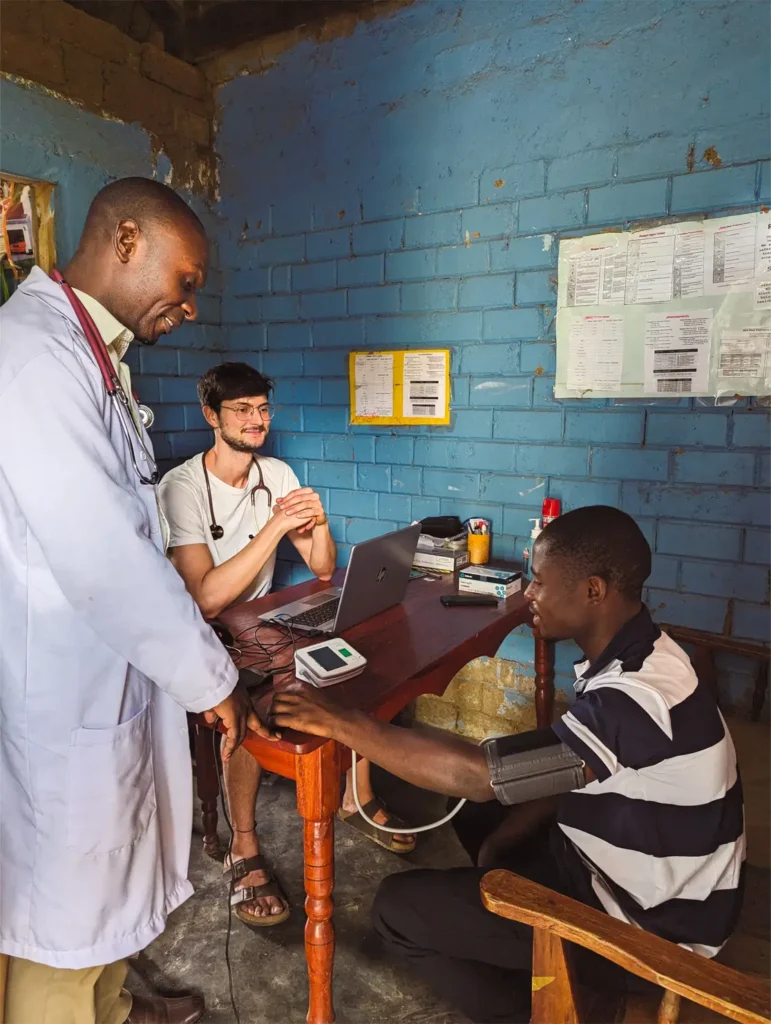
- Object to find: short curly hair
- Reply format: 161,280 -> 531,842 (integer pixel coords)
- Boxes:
197,362 -> 274,414
536,505 -> 651,600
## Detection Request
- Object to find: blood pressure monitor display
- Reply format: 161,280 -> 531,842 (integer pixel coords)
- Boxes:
308,646 -> 347,672
295,638 -> 366,687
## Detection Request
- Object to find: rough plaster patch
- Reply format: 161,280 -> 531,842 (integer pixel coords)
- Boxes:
473,380 -> 528,391
518,479 -> 546,495
204,1 -> 412,86
2,68 -> 214,196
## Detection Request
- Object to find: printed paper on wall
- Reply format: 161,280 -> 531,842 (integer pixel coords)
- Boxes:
556,211 -> 771,398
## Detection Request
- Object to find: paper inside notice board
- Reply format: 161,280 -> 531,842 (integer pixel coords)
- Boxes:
567,316 -> 624,390
402,351 -> 448,419
352,353 -> 394,418
718,328 -> 771,379
349,349 -> 452,425
556,211 -> 771,398
644,310 -> 712,394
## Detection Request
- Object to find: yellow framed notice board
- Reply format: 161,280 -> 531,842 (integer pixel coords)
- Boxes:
348,349 -> 451,426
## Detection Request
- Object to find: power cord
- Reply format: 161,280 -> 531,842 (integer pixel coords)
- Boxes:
350,748 -> 467,834
257,617 -> 471,836
207,620 -> 299,1024
212,717 -> 241,1024
214,614 -> 465,1024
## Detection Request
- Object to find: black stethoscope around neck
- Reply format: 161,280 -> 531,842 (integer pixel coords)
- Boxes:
202,452 -> 273,541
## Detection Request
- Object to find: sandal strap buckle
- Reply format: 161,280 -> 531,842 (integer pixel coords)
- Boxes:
229,853 -> 267,881
230,886 -> 257,907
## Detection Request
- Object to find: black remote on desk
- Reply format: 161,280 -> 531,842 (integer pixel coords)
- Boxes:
440,594 -> 498,607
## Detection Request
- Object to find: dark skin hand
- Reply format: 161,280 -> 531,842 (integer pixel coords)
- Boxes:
206,683 -> 279,761
271,685 -> 495,802
270,687 -> 596,805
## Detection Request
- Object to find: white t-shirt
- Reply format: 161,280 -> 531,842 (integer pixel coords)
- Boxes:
158,453 -> 300,605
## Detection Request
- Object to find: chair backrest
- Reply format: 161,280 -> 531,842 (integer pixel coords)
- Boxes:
480,870 -> 771,1024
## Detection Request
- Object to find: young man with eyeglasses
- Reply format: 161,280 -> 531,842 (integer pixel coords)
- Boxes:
158,362 -> 335,927
159,362 -> 417,929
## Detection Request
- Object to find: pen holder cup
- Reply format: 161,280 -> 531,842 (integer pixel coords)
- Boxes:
467,533 -> 490,565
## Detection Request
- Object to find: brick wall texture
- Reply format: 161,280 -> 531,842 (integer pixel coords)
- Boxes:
2,0 -> 769,718
208,0 -> 770,714
0,0 -> 214,192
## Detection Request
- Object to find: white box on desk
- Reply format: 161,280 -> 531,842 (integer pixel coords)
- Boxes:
413,549 -> 470,573
458,566 -> 522,599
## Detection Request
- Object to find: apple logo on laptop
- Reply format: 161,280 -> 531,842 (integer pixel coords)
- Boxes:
376,566 -> 387,583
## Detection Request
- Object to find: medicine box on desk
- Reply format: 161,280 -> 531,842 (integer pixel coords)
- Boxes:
458,566 -> 522,599
413,530 -> 469,573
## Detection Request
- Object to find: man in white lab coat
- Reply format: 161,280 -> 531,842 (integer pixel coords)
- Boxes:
0,178 -> 275,1024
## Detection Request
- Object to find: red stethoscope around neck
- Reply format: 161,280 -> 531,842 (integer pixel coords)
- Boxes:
51,268 -> 159,485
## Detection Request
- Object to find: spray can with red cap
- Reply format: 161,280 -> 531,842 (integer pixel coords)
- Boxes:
523,499 -> 562,578
542,498 -> 561,526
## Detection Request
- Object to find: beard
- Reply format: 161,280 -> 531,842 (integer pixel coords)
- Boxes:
220,424 -> 266,454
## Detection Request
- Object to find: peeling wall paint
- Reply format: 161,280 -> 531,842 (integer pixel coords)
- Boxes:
1,0 -> 215,195
0,78 -> 157,262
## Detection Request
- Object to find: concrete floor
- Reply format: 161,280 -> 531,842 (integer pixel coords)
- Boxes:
133,719 -> 770,1024
134,768 -> 467,1023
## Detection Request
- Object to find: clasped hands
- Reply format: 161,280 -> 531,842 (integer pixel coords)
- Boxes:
273,487 -> 328,534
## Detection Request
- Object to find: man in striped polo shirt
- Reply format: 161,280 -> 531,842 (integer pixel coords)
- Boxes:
271,506 -> 745,1023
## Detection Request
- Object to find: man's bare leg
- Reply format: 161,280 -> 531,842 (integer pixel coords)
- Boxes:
341,758 -> 416,850
221,739 -> 287,918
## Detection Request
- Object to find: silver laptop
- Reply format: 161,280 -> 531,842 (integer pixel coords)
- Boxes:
260,522 -> 421,634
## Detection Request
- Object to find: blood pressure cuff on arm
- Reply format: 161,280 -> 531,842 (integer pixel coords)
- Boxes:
482,727 -> 586,806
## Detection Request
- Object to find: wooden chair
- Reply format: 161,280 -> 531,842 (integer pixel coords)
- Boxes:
659,624 -> 770,722
480,870 -> 771,1024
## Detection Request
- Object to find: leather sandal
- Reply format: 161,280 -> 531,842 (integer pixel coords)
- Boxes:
337,798 -> 417,854
223,852 -> 291,928
126,992 -> 204,1024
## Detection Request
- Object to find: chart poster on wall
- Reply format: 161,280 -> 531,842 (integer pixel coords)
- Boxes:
348,349 -> 451,425
555,211 -> 771,398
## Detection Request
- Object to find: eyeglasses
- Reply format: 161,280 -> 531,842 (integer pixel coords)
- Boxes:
220,402 -> 275,422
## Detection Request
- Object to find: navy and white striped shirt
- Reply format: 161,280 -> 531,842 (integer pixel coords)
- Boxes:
551,607 -> 745,957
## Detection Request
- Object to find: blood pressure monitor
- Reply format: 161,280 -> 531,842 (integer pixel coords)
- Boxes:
294,638 -> 367,688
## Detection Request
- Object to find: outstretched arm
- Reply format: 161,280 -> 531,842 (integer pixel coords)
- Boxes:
271,689 -> 494,801
271,688 -> 595,805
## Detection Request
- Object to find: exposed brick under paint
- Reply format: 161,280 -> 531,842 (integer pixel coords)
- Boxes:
1,0 -> 215,193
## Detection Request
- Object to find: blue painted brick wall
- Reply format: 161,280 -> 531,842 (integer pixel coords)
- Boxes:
215,0 -> 771,708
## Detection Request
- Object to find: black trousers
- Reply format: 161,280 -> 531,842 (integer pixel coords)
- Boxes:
372,801 -> 642,1024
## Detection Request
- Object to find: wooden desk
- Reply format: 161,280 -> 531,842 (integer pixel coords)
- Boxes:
194,568 -> 554,1024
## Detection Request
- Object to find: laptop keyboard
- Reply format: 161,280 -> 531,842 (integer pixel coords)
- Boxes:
289,598 -> 339,629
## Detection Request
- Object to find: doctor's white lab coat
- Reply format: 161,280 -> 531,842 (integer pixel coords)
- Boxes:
0,267 -> 237,969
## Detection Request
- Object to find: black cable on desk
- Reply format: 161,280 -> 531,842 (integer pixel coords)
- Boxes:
212,717 -> 240,1024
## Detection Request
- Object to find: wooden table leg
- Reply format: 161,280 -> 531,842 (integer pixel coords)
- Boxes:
534,633 -> 555,728
194,716 -> 222,860
296,740 -> 341,1024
